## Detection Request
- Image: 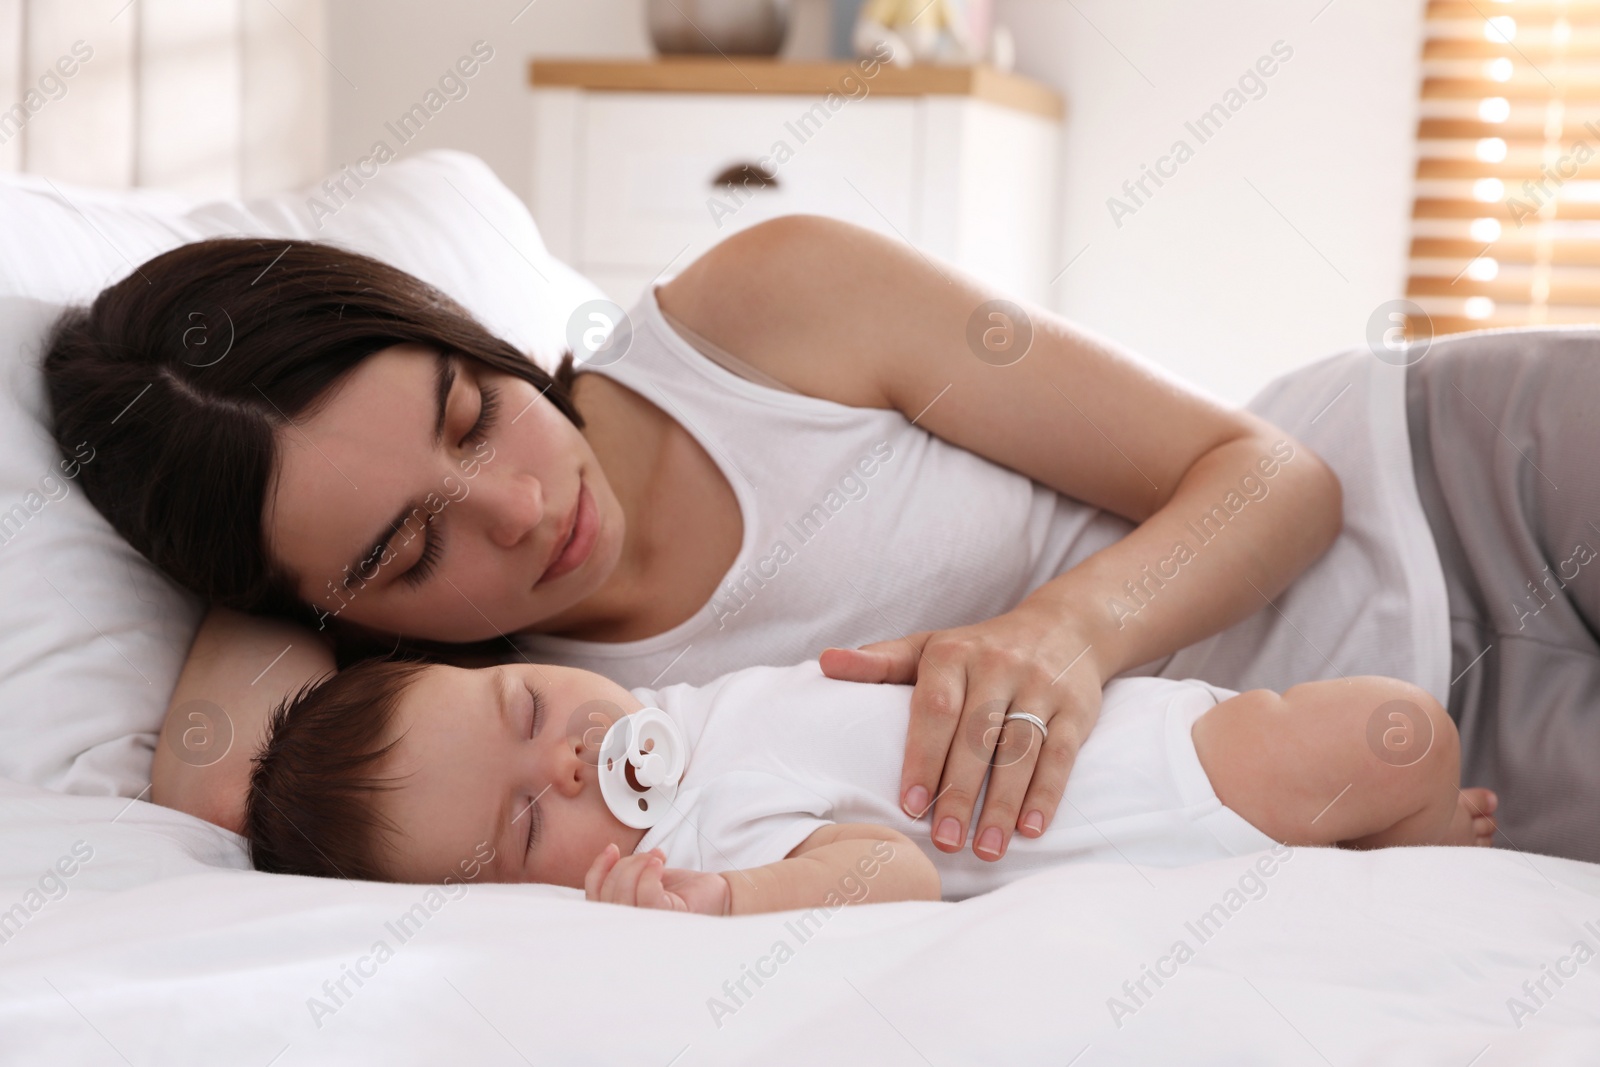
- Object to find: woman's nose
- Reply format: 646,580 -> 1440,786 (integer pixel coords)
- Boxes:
482,472 -> 544,550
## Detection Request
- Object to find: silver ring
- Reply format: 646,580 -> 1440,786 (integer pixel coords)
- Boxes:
1003,710 -> 1049,742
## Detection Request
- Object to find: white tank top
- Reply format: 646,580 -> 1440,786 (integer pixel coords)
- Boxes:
519,285 -> 1452,709
516,283 -> 1136,689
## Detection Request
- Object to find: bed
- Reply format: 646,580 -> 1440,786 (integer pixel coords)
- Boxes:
2,150 -> 1597,1064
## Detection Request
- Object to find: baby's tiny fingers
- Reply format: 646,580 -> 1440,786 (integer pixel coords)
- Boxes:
602,853 -> 652,906
584,843 -> 621,901
636,855 -> 672,910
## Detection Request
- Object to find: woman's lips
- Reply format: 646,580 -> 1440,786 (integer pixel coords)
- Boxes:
537,480 -> 596,585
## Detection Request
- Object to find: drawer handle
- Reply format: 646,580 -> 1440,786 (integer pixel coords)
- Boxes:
711,161 -> 780,191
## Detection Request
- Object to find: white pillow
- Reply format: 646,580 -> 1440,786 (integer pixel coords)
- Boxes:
0,149 -> 608,797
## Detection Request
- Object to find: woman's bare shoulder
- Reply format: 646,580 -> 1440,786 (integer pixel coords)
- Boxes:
654,216 -> 897,412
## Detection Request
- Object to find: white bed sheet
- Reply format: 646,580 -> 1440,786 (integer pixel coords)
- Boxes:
2,779 -> 1597,1065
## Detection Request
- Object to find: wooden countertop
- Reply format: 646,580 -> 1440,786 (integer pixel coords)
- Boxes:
528,57 -> 1064,120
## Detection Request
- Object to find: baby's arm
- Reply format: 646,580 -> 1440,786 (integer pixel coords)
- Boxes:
584,823 -> 941,916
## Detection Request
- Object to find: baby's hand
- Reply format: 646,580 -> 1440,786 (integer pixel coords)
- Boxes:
584,843 -> 731,916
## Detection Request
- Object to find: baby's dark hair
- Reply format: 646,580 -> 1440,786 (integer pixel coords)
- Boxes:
245,657 -> 435,882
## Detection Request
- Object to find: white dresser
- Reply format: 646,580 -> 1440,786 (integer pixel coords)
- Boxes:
528,58 -> 1065,311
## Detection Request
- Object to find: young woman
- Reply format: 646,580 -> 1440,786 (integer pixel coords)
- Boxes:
43,215 -> 1350,864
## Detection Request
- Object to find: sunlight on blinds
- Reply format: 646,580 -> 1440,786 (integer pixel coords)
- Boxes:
1407,0 -> 1600,335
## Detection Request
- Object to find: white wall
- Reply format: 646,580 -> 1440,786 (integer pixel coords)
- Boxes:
324,0 -> 640,197
999,0 -> 1425,403
323,0 -> 830,200
325,0 -> 1425,404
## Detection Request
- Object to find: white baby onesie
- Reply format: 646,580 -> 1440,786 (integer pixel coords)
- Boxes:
631,659 -> 1275,900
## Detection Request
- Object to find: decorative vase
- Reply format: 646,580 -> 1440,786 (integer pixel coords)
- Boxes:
647,0 -> 793,56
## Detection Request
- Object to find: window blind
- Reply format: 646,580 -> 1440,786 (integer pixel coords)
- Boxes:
1407,0 -> 1600,335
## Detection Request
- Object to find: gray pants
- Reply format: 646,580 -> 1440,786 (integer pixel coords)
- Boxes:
1406,328 -> 1600,863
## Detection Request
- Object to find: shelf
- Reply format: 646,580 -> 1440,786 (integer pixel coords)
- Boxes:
528,57 -> 1064,120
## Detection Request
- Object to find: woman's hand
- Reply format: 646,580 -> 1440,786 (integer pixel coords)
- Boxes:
819,603 -> 1105,863
584,843 -> 732,915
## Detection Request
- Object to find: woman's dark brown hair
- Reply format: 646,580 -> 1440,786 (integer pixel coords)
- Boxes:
42,237 -> 582,645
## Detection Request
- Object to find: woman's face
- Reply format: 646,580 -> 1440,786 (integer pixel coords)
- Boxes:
261,344 -> 624,642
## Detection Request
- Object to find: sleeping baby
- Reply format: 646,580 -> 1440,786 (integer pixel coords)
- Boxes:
243,657 -> 1499,914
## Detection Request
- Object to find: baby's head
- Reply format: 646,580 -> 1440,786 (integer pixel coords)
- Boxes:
246,658 -> 649,887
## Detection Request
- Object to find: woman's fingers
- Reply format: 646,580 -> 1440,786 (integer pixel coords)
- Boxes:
924,662 -> 1024,853
931,627 -> 1105,858
1010,728 -> 1081,839
818,633 -> 933,685
1010,674 -> 1101,844
898,652 -> 972,841
968,686 -> 1093,859
824,612 -> 1105,859
820,632 -> 970,829
969,702 -> 1050,861
1013,724 -> 1086,839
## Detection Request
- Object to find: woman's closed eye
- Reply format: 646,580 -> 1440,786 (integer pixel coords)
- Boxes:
466,383 -> 500,447
396,382 -> 500,588
399,517 -> 443,587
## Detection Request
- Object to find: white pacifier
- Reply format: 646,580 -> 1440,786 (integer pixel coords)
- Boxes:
597,708 -> 687,829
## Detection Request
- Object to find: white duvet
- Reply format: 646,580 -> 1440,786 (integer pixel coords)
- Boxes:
2,780 -> 1598,1065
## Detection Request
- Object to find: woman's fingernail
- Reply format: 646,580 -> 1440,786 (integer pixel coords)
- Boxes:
934,817 -> 962,847
1021,810 -> 1044,835
976,826 -> 1003,857
903,785 -> 931,817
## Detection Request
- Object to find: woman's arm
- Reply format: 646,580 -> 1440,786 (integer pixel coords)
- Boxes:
152,605 -> 336,833
660,214 -> 1343,860
584,823 -> 941,915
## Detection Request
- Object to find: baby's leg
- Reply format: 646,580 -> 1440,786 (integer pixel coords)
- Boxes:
1190,676 -> 1497,848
